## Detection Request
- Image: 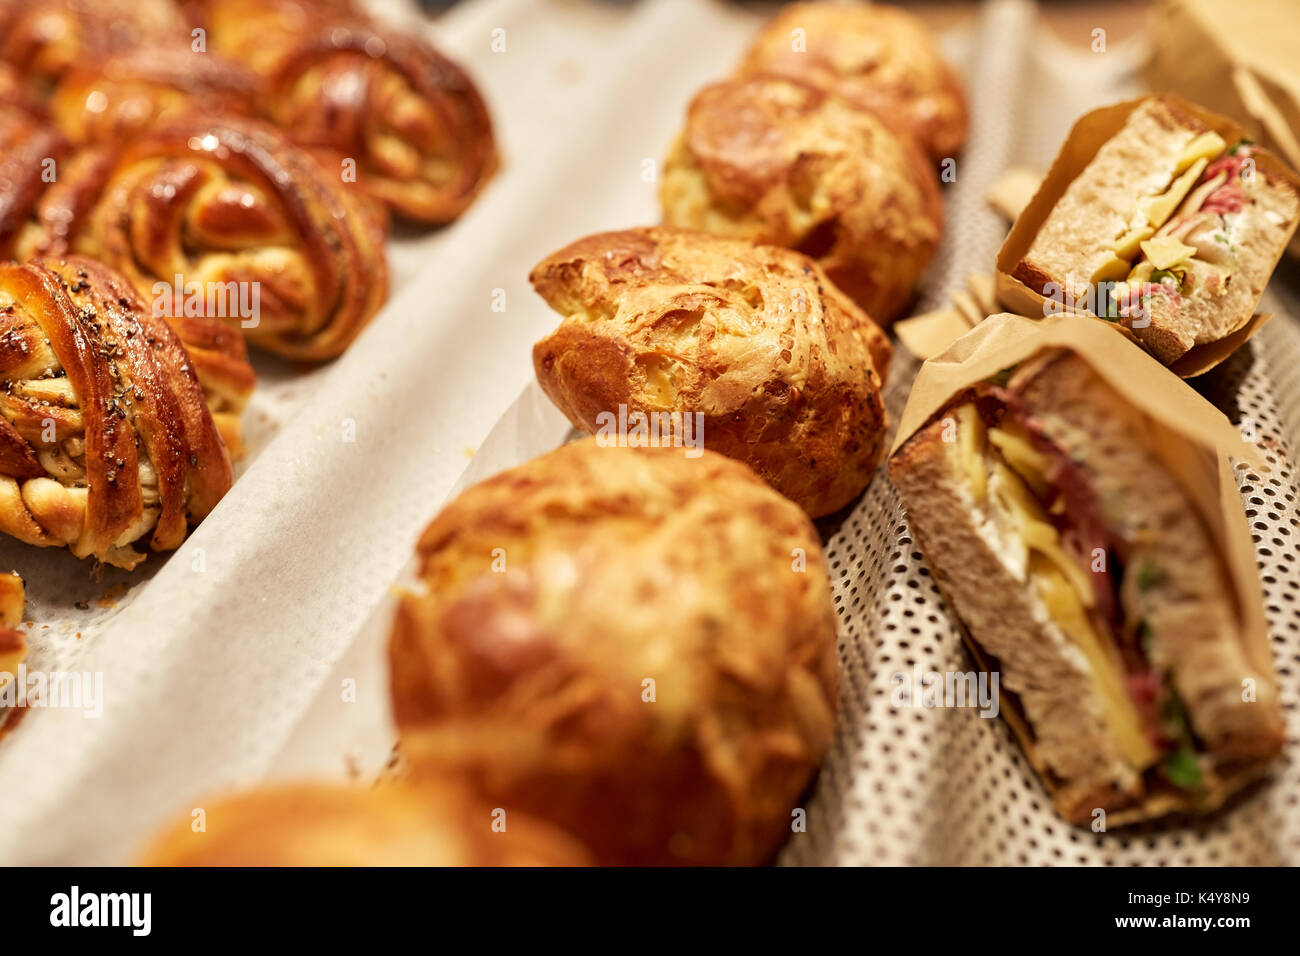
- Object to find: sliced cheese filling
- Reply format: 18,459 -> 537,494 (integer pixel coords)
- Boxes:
1088,132 -> 1264,321
956,402 -> 1159,772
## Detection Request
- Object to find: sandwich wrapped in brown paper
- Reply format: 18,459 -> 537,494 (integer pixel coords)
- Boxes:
1147,0 -> 1300,261
891,312 -> 1280,825
996,95 -> 1297,378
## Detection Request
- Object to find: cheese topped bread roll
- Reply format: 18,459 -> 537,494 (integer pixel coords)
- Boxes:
661,76 -> 942,325
140,782 -> 593,867
390,439 -> 839,865
735,1 -> 969,164
531,227 -> 891,518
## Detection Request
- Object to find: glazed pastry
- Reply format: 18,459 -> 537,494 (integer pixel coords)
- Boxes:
0,62 -> 44,117
0,0 -> 187,95
42,115 -> 389,361
198,0 -> 498,223
531,227 -> 891,517
0,257 -> 253,569
735,1 -> 969,164
0,573 -> 24,694
51,48 -> 261,147
140,782 -> 593,866
390,439 -> 840,865
165,314 -> 257,462
0,103 -> 69,260
661,76 -> 942,324
5,148 -> 121,263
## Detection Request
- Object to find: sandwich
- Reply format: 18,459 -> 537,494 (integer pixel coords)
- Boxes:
1006,95 -> 1299,366
889,332 -> 1284,825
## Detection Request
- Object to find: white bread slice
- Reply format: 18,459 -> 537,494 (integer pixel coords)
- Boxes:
890,351 -> 1284,824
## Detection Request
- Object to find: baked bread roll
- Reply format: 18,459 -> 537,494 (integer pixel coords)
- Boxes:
531,227 -> 891,518
735,1 -> 969,164
50,49 -> 261,147
661,76 -> 942,324
37,115 -> 389,361
0,257 -> 253,569
0,573 -> 24,696
198,0 -> 498,223
890,347 -> 1284,825
1008,96 -> 1300,364
140,782 -> 593,866
389,439 -> 840,865
0,0 -> 187,95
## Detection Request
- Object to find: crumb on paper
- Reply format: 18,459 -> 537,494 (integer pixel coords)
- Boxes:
97,583 -> 129,609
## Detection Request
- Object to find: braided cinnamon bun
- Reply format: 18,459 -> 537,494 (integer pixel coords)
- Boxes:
51,48 -> 261,147
0,257 -> 253,569
0,103 -> 69,260
0,63 -> 44,117
200,0 -> 497,224
0,572 -> 23,695
50,115 -> 388,361
0,0 -> 188,95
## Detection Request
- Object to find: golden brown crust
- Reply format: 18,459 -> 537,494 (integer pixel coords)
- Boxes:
0,257 -> 251,569
201,0 -> 497,223
50,49 -> 262,147
530,227 -> 890,518
735,1 -> 969,164
139,782 -> 593,866
51,115 -> 389,361
661,76 -> 942,324
389,439 -> 840,865
0,0 -> 187,94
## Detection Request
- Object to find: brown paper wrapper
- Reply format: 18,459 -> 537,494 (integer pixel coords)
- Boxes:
890,312 -> 1278,823
894,273 -> 997,361
995,94 -> 1300,377
1147,0 -> 1300,259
